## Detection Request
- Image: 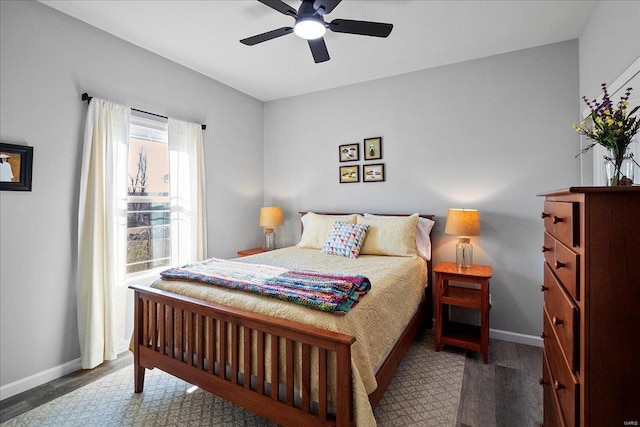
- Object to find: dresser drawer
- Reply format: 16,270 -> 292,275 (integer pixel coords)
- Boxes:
552,240 -> 579,301
543,265 -> 578,372
543,311 -> 579,427
541,201 -> 578,248
542,350 -> 567,427
542,232 -> 555,268
552,202 -> 577,247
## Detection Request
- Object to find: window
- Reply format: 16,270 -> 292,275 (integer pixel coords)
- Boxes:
126,115 -> 170,275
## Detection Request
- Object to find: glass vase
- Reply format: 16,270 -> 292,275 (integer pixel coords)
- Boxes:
604,148 -> 634,186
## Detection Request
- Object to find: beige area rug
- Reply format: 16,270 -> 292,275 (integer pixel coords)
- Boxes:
1,330 -> 464,427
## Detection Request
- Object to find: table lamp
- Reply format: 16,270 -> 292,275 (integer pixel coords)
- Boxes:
445,208 -> 480,268
259,207 -> 284,251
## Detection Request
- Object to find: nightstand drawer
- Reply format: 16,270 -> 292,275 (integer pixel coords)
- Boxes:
543,265 -> 578,372
544,312 -> 578,427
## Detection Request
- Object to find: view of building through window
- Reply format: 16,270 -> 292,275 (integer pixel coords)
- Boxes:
127,116 -> 170,274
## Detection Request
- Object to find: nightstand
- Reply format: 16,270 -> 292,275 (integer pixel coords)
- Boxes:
237,247 -> 267,258
434,261 -> 492,363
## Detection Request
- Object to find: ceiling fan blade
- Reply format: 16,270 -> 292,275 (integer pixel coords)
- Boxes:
313,0 -> 342,15
258,0 -> 297,17
329,19 -> 393,37
240,27 -> 294,46
308,38 -> 330,63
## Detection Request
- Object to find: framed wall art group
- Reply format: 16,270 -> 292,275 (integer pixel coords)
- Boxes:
338,137 -> 385,183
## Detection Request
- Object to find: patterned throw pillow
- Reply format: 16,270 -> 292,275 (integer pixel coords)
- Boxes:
321,222 -> 370,259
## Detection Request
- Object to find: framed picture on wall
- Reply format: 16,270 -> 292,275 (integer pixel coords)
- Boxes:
364,137 -> 382,160
339,143 -> 359,162
363,163 -> 385,182
0,142 -> 33,191
339,165 -> 359,183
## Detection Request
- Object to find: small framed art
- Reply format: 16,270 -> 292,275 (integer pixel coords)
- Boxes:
339,165 -> 359,183
363,163 -> 385,182
0,142 -> 33,191
364,137 -> 382,160
339,143 -> 359,162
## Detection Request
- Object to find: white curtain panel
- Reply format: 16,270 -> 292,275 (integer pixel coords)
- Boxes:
168,118 -> 208,266
77,98 -> 130,369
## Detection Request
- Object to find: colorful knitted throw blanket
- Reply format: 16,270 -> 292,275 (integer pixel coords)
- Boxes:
160,258 -> 371,315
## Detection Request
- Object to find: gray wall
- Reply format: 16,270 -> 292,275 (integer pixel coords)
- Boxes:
577,1 -> 640,184
0,0 -> 264,391
264,40 -> 581,338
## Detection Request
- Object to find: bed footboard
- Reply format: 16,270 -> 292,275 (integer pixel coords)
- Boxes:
130,284 -> 356,427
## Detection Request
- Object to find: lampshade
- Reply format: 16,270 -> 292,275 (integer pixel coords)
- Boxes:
259,207 -> 284,228
445,209 -> 480,236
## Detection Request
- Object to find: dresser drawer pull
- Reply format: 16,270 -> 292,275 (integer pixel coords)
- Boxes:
540,332 -> 547,339
552,316 -> 563,326
541,245 -> 550,253
538,377 -> 546,385
554,380 -> 564,391
540,284 -> 548,292
541,212 -> 550,219
554,261 -> 565,269
552,215 -> 562,224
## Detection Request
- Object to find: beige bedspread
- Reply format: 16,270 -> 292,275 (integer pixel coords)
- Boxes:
151,246 -> 427,426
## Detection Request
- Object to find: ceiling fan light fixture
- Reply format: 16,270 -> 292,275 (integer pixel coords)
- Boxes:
294,18 -> 326,40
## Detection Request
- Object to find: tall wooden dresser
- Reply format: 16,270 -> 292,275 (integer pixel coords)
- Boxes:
538,187 -> 640,426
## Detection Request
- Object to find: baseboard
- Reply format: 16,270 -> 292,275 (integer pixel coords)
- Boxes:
489,328 -> 544,347
0,357 -> 82,401
1,340 -> 131,401
429,317 -> 544,348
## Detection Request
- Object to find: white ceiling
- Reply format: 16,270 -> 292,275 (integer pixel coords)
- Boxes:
40,0 -> 598,102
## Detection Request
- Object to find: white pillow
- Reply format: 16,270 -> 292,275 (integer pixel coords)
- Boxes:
356,214 -> 419,257
298,212 -> 358,249
363,213 -> 434,260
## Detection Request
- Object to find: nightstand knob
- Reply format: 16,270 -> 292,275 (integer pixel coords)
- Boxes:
554,380 -> 564,391
538,377 -> 546,385
541,245 -> 549,253
541,212 -> 550,219
552,215 -> 562,224
540,332 -> 547,339
555,261 -> 565,269
540,285 -> 548,292
552,316 -> 563,326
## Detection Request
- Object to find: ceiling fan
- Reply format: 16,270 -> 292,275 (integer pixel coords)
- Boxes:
240,0 -> 393,63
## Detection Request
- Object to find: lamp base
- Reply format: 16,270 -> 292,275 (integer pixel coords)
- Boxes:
456,237 -> 473,268
264,228 -> 277,251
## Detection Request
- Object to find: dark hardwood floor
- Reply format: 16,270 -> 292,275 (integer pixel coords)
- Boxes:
0,337 -> 542,426
456,337 -> 543,427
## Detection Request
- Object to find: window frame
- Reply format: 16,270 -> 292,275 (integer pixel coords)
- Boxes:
125,114 -> 171,284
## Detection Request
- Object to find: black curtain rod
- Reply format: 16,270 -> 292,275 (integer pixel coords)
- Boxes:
81,93 -> 206,130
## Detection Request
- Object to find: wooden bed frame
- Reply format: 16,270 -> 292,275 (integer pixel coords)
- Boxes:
130,213 -> 434,426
